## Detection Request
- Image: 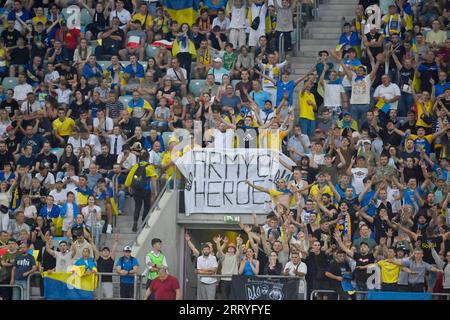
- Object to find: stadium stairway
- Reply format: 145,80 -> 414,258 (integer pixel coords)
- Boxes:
289,0 -> 358,109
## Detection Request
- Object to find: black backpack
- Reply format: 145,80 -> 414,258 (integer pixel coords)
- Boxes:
131,163 -> 149,192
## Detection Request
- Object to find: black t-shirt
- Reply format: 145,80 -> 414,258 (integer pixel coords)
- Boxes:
38,246 -> 57,271
327,260 -> 351,286
254,45 -> 275,65
4,136 -> 20,155
305,251 -> 329,282
120,118 -> 138,138
1,29 -> 21,47
353,253 -> 375,282
418,235 -> 443,264
97,257 -> 115,282
388,44 -> 405,70
11,47 -> 30,65
36,153 -> 58,170
418,62 -> 439,92
209,33 -> 228,51
0,151 -> 14,170
366,32 -> 383,58
403,165 -> 424,184
312,228 -> 333,247
95,154 -> 115,171
399,121 -> 417,135
58,66 -> 78,82
104,29 -> 125,49
378,128 -> 402,147
1,99 -> 19,118
69,101 -> 89,120
371,214 -> 391,242
398,67 -> 415,90
190,33 -> 206,50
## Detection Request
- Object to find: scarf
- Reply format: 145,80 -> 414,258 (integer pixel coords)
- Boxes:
337,212 -> 352,237
179,35 -> 187,49
277,188 -> 293,195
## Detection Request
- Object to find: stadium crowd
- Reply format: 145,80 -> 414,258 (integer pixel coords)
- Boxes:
0,0 -> 448,301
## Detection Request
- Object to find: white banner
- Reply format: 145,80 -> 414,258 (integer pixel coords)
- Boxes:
175,149 -> 296,215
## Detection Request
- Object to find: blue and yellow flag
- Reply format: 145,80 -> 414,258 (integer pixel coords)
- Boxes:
161,0 -> 199,26
43,268 -> 98,300
376,98 -> 391,113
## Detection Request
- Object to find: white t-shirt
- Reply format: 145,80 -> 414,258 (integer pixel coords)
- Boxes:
55,88 -> 72,105
373,83 -> 401,110
81,205 -> 101,227
88,134 -> 102,156
284,261 -> 307,277
35,172 -> 55,188
351,167 -> 368,194
67,136 -> 89,157
62,175 -> 79,193
117,152 -> 137,170
351,75 -> 372,105
20,100 -> 41,114
44,71 -> 60,83
13,83 -> 33,101
324,82 -> 345,107
109,9 -> 131,28
49,189 -> 68,206
196,255 -> 218,284
93,117 -> 114,132
166,67 -> 187,83
24,205 -> 37,219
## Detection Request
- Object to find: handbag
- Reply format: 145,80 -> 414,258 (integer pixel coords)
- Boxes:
251,6 -> 263,30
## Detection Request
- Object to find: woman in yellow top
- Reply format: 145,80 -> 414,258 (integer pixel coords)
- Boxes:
32,7 -> 47,26
298,80 -> 317,137
413,79 -> 436,129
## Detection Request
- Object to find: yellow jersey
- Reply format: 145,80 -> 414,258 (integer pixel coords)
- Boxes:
299,91 -> 316,120
132,12 -> 153,29
52,117 -> 76,137
377,260 -> 401,284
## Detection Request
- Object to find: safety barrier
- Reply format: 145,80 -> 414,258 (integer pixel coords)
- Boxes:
0,284 -> 25,300
27,272 -> 44,300
196,274 -> 307,300
310,289 -> 450,300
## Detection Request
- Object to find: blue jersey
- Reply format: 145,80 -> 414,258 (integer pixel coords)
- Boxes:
276,80 -> 295,106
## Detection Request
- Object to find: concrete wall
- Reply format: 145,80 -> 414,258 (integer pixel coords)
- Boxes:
131,190 -> 182,285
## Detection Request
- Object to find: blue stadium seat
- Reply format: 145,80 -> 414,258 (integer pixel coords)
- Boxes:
2,77 -> 19,90
119,95 -> 132,107
97,61 -> 109,70
189,80 -> 206,97
162,132 -> 173,147
231,80 -> 239,89
145,45 -> 158,59
52,237 -> 69,249
80,8 -> 93,26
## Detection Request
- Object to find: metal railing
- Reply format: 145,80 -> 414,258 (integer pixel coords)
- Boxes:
96,272 -> 145,300
295,2 -> 302,55
0,284 -> 25,300
310,289 -> 450,300
26,271 -> 146,300
278,33 -> 285,62
196,274 -> 307,300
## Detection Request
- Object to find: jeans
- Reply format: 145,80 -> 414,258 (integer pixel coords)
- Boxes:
298,118 -> 316,137
120,282 -> 135,299
426,270 -> 438,292
381,282 -> 397,292
117,190 -> 126,213
275,31 -> 292,52
398,92 -> 414,117
350,104 -> 369,128
12,280 -> 26,300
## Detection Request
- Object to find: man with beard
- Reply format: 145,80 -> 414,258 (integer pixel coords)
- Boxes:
196,244 -> 218,300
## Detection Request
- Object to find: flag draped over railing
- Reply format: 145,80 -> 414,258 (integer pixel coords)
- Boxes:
42,267 -> 98,300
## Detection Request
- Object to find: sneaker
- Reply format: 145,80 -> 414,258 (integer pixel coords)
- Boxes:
132,222 -> 138,232
106,224 -> 112,234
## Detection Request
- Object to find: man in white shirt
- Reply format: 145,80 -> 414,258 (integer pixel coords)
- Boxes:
166,57 -> 187,96
20,92 -> 42,122
260,53 -> 287,105
212,8 -> 230,35
196,244 -> 218,300
107,126 -> 127,158
109,0 -> 131,29
282,252 -> 307,299
35,165 -> 55,190
13,73 -> 32,103
67,128 -> 89,157
320,67 -> 346,121
373,74 -> 401,110
93,108 -> 114,134
288,125 -> 310,162
49,179 -> 68,206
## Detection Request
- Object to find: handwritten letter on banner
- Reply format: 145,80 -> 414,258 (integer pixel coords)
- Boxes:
175,148 -> 296,215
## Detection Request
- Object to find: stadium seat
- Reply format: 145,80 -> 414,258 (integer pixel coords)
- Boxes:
80,8 -> 93,26
52,237 -> 69,249
189,80 -> 206,97
162,132 -> 173,147
2,77 -> 19,90
97,61 -> 109,70
231,80 -> 239,89
145,45 -> 158,59
51,148 -> 64,162
119,95 -> 132,106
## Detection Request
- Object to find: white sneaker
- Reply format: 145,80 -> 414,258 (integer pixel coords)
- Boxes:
106,224 -> 112,234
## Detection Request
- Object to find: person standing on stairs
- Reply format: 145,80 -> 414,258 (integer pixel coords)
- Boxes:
125,150 -> 158,232
144,238 -> 168,290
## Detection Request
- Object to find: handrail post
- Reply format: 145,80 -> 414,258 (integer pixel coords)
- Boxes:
97,273 -> 102,300
196,274 -> 200,300
133,274 -> 138,300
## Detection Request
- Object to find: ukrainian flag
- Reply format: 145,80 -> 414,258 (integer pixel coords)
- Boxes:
161,0 -> 199,26
43,267 -> 98,300
376,98 -> 391,113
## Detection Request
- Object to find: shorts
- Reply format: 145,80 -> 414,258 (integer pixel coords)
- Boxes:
101,282 -> 113,299
62,218 -> 74,232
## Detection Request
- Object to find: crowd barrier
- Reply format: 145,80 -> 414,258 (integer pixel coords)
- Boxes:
196,274 -> 308,300
0,284 -> 25,300
310,289 -> 450,301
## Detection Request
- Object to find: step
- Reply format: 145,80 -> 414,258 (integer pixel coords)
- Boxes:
327,0 -> 357,4
319,4 -> 357,11
317,15 -> 352,22
309,32 -> 341,40
306,21 -> 344,28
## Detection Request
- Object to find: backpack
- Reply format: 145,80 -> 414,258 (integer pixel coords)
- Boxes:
131,163 -> 149,192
